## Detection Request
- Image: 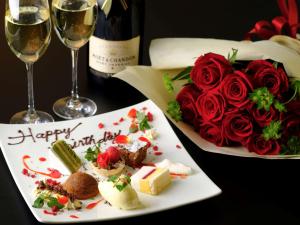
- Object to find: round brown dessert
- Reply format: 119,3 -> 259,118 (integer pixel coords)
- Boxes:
62,172 -> 99,200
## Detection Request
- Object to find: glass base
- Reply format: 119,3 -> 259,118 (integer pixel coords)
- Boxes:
53,96 -> 97,120
10,110 -> 55,124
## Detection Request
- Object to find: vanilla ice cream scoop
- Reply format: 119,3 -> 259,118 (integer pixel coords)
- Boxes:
98,175 -> 141,210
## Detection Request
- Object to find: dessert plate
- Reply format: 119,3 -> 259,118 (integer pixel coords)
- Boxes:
0,100 -> 221,223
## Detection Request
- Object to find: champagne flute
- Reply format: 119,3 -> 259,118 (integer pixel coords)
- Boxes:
5,0 -> 54,124
52,0 -> 98,119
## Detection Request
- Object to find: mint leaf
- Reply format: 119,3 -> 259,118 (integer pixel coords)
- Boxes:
167,100 -> 182,122
136,111 -> 151,131
228,48 -> 238,64
84,146 -> 100,162
249,87 -> 274,111
33,197 -> 44,208
163,74 -> 174,93
274,100 -> 287,112
115,184 -> 126,192
110,175 -> 131,192
108,175 -> 118,182
262,121 -> 282,141
47,197 -> 64,209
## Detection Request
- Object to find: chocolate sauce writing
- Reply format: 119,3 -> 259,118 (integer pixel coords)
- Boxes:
7,123 -> 83,145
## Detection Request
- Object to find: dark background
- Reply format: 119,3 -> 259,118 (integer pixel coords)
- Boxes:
1,0 -> 300,225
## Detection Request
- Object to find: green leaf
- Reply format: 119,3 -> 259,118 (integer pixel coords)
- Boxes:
172,66 -> 193,81
110,175 -> 131,192
167,100 -> 182,122
47,197 -> 64,209
274,100 -> 287,112
163,74 -> 174,93
136,111 -> 151,131
281,136 -> 300,155
291,80 -> 300,98
249,87 -> 274,111
84,145 -> 100,162
187,77 -> 193,84
273,61 -> 278,69
262,121 -> 282,141
287,136 -> 300,153
108,175 -> 118,182
115,184 -> 126,192
125,175 -> 131,184
33,197 -> 44,208
227,48 -> 238,64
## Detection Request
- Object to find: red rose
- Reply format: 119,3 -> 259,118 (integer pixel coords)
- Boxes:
199,122 -> 226,146
250,104 -> 280,127
287,100 -> 300,116
247,133 -> 281,155
196,91 -> 226,123
282,114 -> 300,139
176,84 -> 201,125
246,60 -> 289,97
220,71 -> 253,108
223,112 -> 253,145
191,53 -> 233,91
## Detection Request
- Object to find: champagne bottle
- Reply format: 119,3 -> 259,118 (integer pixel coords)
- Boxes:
89,0 -> 144,80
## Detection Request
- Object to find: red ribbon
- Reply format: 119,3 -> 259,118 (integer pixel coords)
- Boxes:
246,0 -> 299,40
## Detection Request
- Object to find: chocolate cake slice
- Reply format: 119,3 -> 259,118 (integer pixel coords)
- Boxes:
119,145 -> 148,168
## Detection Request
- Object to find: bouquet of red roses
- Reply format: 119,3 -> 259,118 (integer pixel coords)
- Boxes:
163,50 -> 300,155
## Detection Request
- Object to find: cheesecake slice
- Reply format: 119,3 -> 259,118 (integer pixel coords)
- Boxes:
131,166 -> 171,195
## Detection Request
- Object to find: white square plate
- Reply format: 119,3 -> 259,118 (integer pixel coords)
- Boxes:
0,100 -> 221,223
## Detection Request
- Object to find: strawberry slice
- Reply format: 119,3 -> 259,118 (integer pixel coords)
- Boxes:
106,146 -> 120,163
58,196 -> 68,205
115,135 -> 130,144
97,153 -> 110,169
127,108 -> 137,118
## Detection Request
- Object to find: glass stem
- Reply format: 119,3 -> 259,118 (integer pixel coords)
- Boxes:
26,63 -> 36,115
71,49 -> 79,102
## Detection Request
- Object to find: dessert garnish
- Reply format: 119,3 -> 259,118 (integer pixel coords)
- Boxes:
127,108 -> 137,118
86,145 -> 125,177
62,172 -> 99,200
131,166 -> 171,195
136,111 -> 151,131
33,179 -> 82,212
51,140 -> 82,173
98,174 -> 141,210
114,135 -> 131,144
127,108 -> 153,133
84,144 -> 100,162
107,175 -> 131,192
23,155 -> 62,179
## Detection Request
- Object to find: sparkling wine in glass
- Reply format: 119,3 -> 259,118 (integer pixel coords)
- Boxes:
52,0 -> 98,119
5,0 -> 54,124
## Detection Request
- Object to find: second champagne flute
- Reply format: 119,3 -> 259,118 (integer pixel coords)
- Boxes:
52,0 -> 98,119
